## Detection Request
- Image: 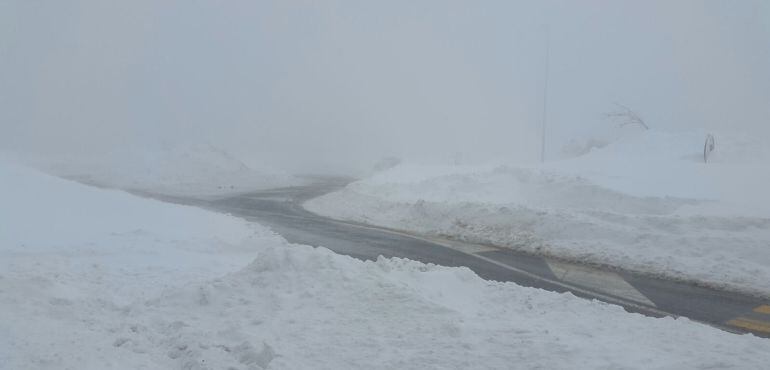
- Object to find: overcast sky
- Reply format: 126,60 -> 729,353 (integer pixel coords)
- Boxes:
1,1 -> 768,173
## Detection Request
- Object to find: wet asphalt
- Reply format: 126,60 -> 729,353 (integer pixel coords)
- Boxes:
143,177 -> 770,338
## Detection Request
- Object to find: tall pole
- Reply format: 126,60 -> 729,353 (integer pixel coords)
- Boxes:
540,27 -> 550,163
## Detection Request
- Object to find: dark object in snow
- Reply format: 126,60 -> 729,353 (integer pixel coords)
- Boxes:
606,102 -> 649,130
704,134 -> 716,163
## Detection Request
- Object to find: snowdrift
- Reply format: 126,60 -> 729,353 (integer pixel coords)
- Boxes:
307,130 -> 770,297
17,142 -> 299,197
4,155 -> 770,368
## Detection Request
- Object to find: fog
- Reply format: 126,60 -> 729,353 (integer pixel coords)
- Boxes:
1,1 -> 768,174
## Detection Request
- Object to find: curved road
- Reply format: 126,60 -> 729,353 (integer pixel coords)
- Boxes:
149,177 -> 770,338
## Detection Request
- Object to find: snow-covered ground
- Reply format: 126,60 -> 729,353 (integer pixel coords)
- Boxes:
4,156 -> 770,369
8,142 -> 300,197
306,130 -> 770,297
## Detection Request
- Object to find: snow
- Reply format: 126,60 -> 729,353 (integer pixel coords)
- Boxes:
4,158 -> 770,369
306,130 -> 770,297
0,160 -> 278,368
10,142 -> 300,197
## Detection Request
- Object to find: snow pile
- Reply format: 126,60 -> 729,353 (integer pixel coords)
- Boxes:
307,130 -> 770,296
4,158 -> 770,368
555,130 -> 770,205
113,246 -> 770,369
0,160 -> 281,367
20,142 -> 299,197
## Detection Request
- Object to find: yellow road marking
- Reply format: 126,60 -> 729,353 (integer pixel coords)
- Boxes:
753,305 -> 770,315
727,317 -> 770,333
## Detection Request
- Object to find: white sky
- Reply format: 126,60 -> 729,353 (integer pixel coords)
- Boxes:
1,1 -> 768,173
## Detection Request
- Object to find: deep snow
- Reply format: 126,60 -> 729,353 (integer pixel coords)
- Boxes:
4,158 -> 770,369
8,142 -> 300,197
306,130 -> 770,297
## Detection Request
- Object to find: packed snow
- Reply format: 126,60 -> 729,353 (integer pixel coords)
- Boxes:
9,142 -> 300,197
307,130 -> 770,297
4,156 -> 770,369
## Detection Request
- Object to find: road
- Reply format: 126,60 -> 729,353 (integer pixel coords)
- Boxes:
149,177 -> 770,338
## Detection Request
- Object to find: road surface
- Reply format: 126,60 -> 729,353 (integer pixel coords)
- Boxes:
147,177 -> 770,338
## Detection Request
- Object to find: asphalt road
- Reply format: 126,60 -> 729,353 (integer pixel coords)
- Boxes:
148,177 -> 770,338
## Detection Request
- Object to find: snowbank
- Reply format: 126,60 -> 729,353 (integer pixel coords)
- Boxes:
4,159 -> 770,369
113,246 -> 770,369
307,130 -> 770,297
14,142 -> 299,197
0,160 -> 281,367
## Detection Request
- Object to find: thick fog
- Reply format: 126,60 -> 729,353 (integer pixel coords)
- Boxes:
1,1 -> 768,174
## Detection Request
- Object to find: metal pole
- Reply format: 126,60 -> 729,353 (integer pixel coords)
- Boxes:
540,27 -> 550,163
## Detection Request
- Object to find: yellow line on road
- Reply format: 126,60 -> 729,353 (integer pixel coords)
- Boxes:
727,317 -> 770,333
753,305 -> 770,315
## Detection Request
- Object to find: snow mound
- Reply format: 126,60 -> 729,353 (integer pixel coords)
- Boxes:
350,164 -> 692,215
579,130 -> 708,162
5,157 -> 770,368
0,160 -> 262,250
110,245 -> 770,370
562,129 -> 770,165
0,160 -> 284,367
307,130 -> 770,296
21,142 -> 299,197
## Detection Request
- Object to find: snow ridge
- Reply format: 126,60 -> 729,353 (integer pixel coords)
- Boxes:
4,155 -> 770,369
306,130 -> 770,297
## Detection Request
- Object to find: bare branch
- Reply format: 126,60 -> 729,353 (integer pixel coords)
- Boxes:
605,102 -> 649,130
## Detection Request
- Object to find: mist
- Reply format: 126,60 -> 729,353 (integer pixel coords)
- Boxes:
2,0 -> 768,175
